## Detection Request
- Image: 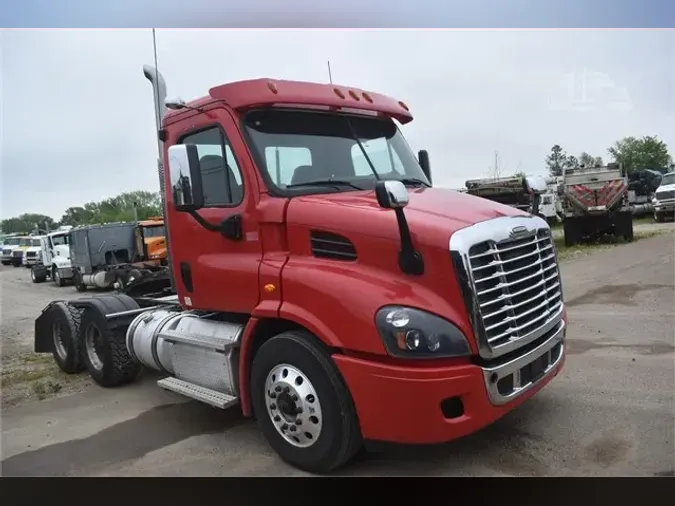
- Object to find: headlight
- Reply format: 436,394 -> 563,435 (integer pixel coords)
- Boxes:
375,306 -> 471,359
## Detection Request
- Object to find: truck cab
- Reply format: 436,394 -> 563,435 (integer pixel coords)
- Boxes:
652,171 -> 675,222
135,218 -> 167,264
34,72 -> 567,473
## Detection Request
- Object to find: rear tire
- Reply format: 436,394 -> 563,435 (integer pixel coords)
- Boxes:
563,219 -> 580,247
73,270 -> 87,292
80,305 -> 141,387
31,265 -> 47,283
48,302 -> 85,374
250,331 -> 362,474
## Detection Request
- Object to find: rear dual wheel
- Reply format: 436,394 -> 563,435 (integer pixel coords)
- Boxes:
250,331 -> 362,474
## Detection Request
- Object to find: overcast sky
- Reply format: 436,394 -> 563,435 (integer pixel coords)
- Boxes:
2,29 -> 674,220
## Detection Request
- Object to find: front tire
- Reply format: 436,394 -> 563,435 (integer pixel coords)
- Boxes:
31,265 -> 47,283
250,331 -> 362,474
52,265 -> 66,287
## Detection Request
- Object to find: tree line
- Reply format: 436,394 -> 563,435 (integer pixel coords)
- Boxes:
0,191 -> 162,235
546,135 -> 673,177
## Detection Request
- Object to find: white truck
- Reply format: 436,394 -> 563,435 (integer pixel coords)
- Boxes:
652,171 -> 675,222
1,236 -> 24,265
22,236 -> 45,268
30,228 -> 75,286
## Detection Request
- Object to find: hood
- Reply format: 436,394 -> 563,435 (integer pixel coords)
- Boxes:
25,246 -> 41,253
2,245 -> 20,253
656,183 -> 675,193
287,186 -> 527,249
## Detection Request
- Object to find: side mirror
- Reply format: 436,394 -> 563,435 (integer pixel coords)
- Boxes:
418,150 -> 432,185
167,144 -> 204,211
375,180 -> 409,209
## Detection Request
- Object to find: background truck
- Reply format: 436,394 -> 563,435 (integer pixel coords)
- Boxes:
626,168 -> 663,218
1,235 -> 27,265
9,236 -> 34,267
464,174 -> 549,218
69,221 -> 166,292
30,227 -> 76,286
559,162 -> 633,246
133,217 -> 168,266
32,66 -> 566,474
22,236 -> 44,268
652,171 -> 675,222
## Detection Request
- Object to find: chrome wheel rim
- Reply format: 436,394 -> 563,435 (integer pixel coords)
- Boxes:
52,321 -> 68,360
264,363 -> 323,448
85,324 -> 104,371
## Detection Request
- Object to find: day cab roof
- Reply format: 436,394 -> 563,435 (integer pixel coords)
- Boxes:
163,78 -> 414,126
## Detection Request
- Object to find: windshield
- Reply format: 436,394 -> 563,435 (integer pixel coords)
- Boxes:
19,238 -> 31,246
142,225 -> 165,238
31,239 -> 41,247
50,234 -> 70,247
243,109 -> 429,194
7,238 -> 21,246
661,173 -> 675,186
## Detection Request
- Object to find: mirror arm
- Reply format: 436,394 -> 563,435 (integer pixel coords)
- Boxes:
394,208 -> 424,276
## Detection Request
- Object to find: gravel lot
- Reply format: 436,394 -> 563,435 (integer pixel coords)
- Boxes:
1,222 -> 673,476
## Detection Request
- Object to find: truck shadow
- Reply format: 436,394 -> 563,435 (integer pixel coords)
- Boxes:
1,400 -> 244,477
334,396 -> 559,477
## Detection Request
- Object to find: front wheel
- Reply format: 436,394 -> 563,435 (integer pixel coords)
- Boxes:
654,212 -> 664,223
250,331 -> 362,474
52,266 -> 66,287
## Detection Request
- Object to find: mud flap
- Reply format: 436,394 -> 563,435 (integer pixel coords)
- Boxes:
34,302 -> 59,353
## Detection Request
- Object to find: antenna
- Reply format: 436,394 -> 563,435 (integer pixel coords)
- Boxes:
327,60 -> 333,84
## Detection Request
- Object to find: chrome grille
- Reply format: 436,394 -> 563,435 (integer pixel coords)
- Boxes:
12,250 -> 23,258
26,251 -> 38,258
655,190 -> 675,201
468,228 -> 562,348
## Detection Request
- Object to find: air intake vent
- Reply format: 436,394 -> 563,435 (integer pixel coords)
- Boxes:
310,231 -> 357,261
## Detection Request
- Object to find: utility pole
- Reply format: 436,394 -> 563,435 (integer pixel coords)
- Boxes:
327,60 -> 333,84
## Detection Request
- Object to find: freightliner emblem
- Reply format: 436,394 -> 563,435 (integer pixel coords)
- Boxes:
509,225 -> 529,239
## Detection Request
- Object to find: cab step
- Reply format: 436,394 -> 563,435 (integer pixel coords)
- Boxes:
157,377 -> 239,409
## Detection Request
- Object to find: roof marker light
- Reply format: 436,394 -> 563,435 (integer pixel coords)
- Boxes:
348,90 -> 360,101
334,87 -> 346,99
362,92 -> 374,103
267,81 -> 279,94
398,101 -> 409,111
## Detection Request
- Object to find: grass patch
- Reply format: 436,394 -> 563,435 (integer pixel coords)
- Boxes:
554,228 -> 670,261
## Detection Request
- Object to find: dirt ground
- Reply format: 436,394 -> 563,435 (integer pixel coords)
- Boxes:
1,221 -> 673,476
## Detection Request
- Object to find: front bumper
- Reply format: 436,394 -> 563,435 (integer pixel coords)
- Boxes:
654,200 -> 675,213
55,266 -> 74,279
24,257 -> 40,266
334,321 -> 566,444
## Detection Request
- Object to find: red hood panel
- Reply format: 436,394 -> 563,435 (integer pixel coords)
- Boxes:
287,187 -> 527,248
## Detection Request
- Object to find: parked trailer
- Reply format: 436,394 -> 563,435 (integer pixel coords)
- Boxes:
559,163 -> 633,246
465,174 -> 549,219
32,67 -> 567,474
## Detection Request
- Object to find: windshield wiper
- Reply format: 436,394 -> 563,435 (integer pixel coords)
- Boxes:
397,177 -> 431,187
286,180 -> 365,191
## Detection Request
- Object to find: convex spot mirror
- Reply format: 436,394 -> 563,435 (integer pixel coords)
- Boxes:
168,144 -> 205,211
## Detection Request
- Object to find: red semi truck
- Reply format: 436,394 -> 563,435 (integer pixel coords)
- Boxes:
33,65 -> 567,473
